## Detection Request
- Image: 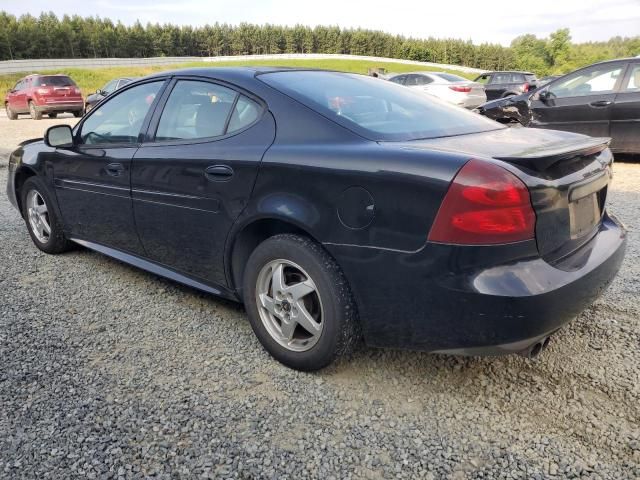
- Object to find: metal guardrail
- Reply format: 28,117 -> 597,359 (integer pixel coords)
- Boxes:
0,54 -> 484,75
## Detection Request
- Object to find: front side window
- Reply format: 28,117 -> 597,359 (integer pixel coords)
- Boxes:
155,80 -> 238,141
548,64 -> 623,98
260,71 -> 502,141
624,64 -> 640,91
80,81 -> 163,145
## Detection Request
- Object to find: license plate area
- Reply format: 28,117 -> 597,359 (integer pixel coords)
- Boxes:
569,192 -> 601,239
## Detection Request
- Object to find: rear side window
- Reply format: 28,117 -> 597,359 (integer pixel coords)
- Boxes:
155,80 -> 237,141
227,96 -> 261,133
34,76 -> 76,87
389,75 -> 406,85
624,64 -> 640,91
260,71 -> 502,141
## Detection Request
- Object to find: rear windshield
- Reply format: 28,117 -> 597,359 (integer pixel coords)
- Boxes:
259,71 -> 502,141
34,75 -> 76,87
433,73 -> 468,82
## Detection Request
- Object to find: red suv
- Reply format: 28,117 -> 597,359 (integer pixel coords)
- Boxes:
5,74 -> 84,120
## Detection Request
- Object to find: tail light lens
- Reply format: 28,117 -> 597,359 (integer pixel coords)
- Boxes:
73,87 -> 81,95
522,82 -> 529,93
449,85 -> 472,93
428,159 -> 536,245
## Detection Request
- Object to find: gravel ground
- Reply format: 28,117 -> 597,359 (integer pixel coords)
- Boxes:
0,117 -> 639,479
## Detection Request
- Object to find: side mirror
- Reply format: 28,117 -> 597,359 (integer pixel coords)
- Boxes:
537,89 -> 551,103
45,125 -> 74,148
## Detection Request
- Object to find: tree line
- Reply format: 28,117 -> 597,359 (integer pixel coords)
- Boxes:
1,12 -> 639,75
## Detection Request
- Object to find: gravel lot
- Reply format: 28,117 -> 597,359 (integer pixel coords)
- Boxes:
0,116 -> 638,479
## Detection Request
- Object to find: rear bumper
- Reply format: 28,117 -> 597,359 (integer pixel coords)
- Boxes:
326,213 -> 626,354
34,101 -> 84,112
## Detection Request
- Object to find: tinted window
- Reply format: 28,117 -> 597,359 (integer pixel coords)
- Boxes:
433,73 -> 468,82
405,74 -> 432,86
389,75 -> 406,85
34,75 -> 76,87
155,80 -> 237,141
548,64 -> 623,98
80,81 -> 163,145
624,64 -> 640,91
260,71 -> 502,141
227,96 -> 261,133
102,80 -> 118,94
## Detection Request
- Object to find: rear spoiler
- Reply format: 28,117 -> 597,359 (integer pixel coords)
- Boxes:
494,137 -> 610,172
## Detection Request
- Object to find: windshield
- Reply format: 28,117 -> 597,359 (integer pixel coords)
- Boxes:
260,71 -> 502,141
34,76 -> 76,87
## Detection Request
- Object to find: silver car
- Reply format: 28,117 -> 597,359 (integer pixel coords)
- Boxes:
388,72 -> 487,109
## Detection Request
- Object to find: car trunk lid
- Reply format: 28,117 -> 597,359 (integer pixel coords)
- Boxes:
387,127 -> 613,262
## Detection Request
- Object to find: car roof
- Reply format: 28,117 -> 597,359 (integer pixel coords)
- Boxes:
480,71 -> 535,75
145,66 -> 311,82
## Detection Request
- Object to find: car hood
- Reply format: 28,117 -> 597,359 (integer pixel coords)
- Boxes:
384,127 -> 610,171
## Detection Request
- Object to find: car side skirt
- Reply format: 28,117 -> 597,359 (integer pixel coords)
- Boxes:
70,238 -> 240,302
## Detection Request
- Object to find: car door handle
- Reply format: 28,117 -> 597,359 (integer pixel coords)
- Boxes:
204,165 -> 234,182
589,100 -> 612,107
105,162 -> 124,177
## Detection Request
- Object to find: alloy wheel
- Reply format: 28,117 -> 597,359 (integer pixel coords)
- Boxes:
255,259 -> 324,352
27,190 -> 51,243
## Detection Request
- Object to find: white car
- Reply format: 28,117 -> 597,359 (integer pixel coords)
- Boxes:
388,72 -> 487,109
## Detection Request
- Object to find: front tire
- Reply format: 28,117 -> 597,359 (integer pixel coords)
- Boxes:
5,103 -> 17,120
28,101 -> 42,120
243,234 -> 360,371
73,110 -> 83,118
21,177 -> 73,254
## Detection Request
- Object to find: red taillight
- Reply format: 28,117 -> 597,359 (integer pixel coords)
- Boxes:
449,85 -> 472,93
73,87 -> 81,95
522,82 -> 529,93
428,159 -> 536,245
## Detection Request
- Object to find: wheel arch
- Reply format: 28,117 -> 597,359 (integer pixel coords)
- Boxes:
13,165 -> 38,216
226,216 -> 322,300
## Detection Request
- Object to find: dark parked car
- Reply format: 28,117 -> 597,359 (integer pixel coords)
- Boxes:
5,74 -> 83,120
475,58 -> 640,154
85,77 -> 135,111
474,71 -> 538,100
7,68 -> 626,370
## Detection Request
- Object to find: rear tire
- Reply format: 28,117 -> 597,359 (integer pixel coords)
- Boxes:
5,103 -> 17,120
28,101 -> 42,120
21,177 -> 73,254
47,112 -> 58,119
243,234 -> 360,371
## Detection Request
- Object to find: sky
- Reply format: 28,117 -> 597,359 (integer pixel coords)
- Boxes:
2,0 -> 640,46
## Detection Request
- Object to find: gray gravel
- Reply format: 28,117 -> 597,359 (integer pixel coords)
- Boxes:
0,118 -> 639,478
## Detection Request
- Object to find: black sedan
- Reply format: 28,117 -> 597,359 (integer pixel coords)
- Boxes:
6,67 -> 626,370
85,77 -> 135,112
475,58 -> 640,154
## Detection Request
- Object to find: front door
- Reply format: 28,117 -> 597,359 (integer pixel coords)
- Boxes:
131,78 -> 276,286
610,62 -> 640,153
52,80 -> 166,254
529,62 -> 625,137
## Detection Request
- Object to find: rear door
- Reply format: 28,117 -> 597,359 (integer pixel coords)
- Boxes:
131,77 -> 276,286
529,62 -> 625,137
610,61 -> 640,153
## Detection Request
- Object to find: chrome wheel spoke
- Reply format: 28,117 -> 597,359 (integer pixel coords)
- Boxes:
259,293 -> 278,317
279,318 -> 297,342
271,263 -> 286,295
26,190 -> 51,243
294,302 -> 322,334
285,280 -> 315,302
35,204 -> 47,215
40,220 -> 51,235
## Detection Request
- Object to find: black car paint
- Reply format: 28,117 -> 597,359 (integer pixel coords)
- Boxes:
6,67 -> 627,355
476,59 -> 640,154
